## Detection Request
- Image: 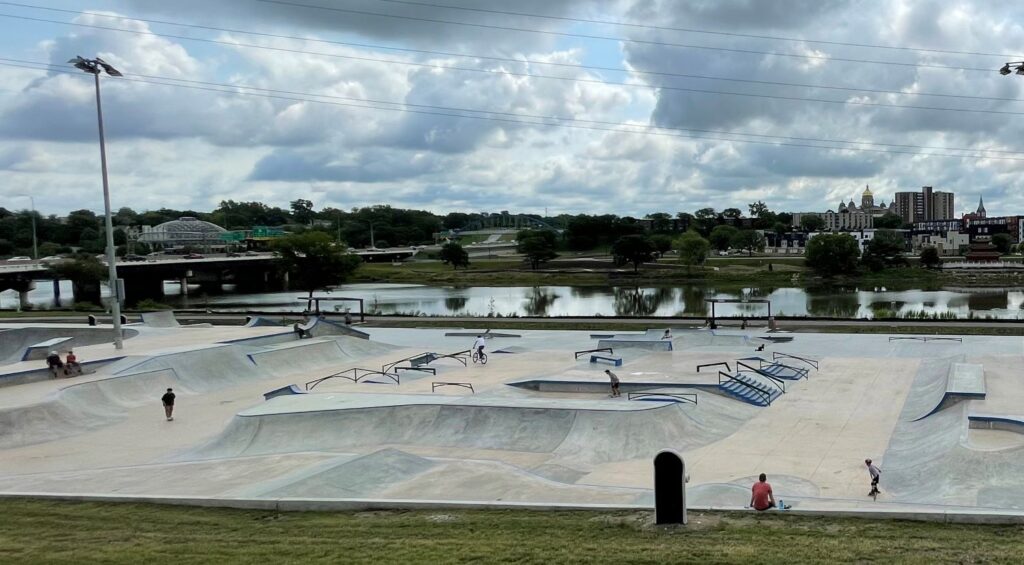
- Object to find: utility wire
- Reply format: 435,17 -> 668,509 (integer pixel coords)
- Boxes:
2,53 -> 1024,154
4,2 -> 1021,103
2,13 -> 1019,117
5,59 -> 1023,162
253,0 -> 1000,73
358,0 -> 1024,59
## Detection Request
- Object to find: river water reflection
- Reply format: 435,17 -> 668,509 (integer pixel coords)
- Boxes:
4,282 -> 1022,319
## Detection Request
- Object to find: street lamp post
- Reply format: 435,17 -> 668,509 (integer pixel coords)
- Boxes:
70,55 -> 124,350
15,195 -> 37,260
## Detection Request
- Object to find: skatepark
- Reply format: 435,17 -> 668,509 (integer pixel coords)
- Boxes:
1,317 -> 1023,520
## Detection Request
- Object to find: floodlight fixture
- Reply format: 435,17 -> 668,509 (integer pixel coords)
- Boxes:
999,61 -> 1024,77
1000,63 -> 1012,75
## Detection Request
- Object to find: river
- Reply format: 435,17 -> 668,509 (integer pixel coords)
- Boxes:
4,281 -> 1022,320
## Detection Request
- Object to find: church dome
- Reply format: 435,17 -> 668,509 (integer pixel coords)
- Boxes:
863,186 -> 873,196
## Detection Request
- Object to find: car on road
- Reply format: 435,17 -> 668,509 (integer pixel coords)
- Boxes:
225,251 -> 241,257
123,254 -> 146,262
184,253 -> 205,260
244,251 -> 259,256
6,256 -> 32,262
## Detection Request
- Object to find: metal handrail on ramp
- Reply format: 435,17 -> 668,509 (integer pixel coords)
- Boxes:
888,336 -> 963,343
736,360 -> 786,393
575,347 -> 613,360
719,371 -> 772,406
432,382 -> 475,394
628,391 -> 698,405
306,368 -> 400,390
697,361 -> 731,373
771,352 -> 819,370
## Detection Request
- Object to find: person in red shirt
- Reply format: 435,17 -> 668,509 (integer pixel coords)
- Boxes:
750,473 -> 776,511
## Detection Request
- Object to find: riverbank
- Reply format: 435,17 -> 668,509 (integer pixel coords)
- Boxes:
2,500 -> 1023,564
351,256 -> 1022,289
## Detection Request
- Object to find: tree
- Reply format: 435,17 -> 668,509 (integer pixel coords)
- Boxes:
647,212 -> 673,233
48,256 -> 106,306
272,232 -> 361,301
722,208 -> 742,219
992,233 -> 1012,254
649,234 -> 674,257
516,230 -> 558,269
805,233 -> 860,276
611,234 -> 656,273
800,215 -> 825,232
675,230 -> 710,272
874,213 -> 903,229
730,230 -> 766,256
861,229 -> 908,272
439,242 -> 470,270
920,246 -> 942,269
290,199 -> 315,226
708,224 -> 738,252
748,201 -> 770,218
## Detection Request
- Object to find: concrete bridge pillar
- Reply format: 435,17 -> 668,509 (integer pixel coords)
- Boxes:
52,279 -> 62,308
179,276 -> 189,297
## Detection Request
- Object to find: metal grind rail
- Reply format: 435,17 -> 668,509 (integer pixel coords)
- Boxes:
432,382 -> 475,394
697,361 -> 732,373
575,347 -> 613,360
772,352 -> 820,370
718,371 -> 772,406
628,391 -> 698,405
888,336 -> 963,342
306,368 -> 400,390
735,360 -> 786,393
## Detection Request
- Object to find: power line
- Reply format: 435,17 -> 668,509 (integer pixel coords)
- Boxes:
5,55 -> 1021,155
4,59 -> 1024,163
252,0 -> 999,73
4,2 -> 1021,103
358,0 -> 1024,60
3,13 -> 1019,117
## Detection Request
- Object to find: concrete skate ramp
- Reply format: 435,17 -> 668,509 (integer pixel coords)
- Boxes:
186,393 -> 751,466
597,338 -> 672,351
902,356 -> 986,422
140,311 -> 179,327
247,339 -> 349,375
882,366 -> 1024,509
244,316 -> 282,328
0,368 -> 183,449
0,326 -> 139,366
306,318 -> 370,340
253,448 -> 438,498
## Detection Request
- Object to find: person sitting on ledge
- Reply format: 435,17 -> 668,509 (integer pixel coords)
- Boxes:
662,329 -> 673,340
45,351 -> 64,378
750,473 -> 776,511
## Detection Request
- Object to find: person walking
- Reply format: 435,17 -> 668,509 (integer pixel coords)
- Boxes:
604,369 -> 620,397
866,459 -> 882,498
161,388 -> 176,422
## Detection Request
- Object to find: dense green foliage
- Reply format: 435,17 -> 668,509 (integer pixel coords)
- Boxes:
675,230 -> 710,271
611,234 -> 656,273
861,229 -> 909,272
516,230 -> 558,269
920,246 -> 942,269
271,232 -> 361,299
439,242 -> 470,270
991,233 -> 1012,254
805,233 -> 861,276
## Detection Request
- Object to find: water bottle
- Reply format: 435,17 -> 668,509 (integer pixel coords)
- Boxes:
778,499 -> 784,511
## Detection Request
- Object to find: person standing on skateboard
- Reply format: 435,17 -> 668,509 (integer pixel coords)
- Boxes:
604,369 -> 620,397
866,459 -> 882,497
161,388 -> 176,421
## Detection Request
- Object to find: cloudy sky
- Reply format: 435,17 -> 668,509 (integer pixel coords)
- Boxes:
1,0 -> 1024,218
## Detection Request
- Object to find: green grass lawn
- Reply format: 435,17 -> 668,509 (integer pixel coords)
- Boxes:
1,501 -> 1022,564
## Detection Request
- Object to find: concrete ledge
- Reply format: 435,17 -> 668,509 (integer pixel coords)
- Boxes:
1,492 -> 1022,524
969,414 -> 1024,434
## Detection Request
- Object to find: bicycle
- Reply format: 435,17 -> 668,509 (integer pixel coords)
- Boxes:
472,349 -> 488,365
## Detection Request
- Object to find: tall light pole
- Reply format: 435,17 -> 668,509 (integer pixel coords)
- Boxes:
70,55 -> 124,350
15,194 -> 37,260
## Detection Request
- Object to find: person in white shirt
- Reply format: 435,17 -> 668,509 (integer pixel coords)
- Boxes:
865,458 -> 882,497
472,335 -> 486,358
604,369 -> 620,397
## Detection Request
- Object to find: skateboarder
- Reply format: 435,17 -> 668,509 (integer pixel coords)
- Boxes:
604,369 -> 620,397
749,473 -> 776,511
866,459 -> 882,497
662,329 -> 673,340
45,351 -> 64,378
161,388 -> 176,421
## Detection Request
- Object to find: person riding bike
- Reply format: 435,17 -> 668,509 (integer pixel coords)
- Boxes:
472,335 -> 486,360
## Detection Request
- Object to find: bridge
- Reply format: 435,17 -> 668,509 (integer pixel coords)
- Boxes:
0,255 -> 285,307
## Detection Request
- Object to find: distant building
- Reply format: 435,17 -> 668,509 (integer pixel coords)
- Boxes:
762,231 -> 810,254
894,186 -> 955,223
139,217 -> 227,250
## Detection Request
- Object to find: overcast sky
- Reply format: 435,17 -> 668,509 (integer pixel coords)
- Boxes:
2,0 -> 1023,218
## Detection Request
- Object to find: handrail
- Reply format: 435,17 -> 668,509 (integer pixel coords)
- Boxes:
759,359 -> 809,380
697,361 -> 731,373
736,361 -> 786,393
395,366 -> 436,375
719,371 -> 771,406
772,352 -> 819,370
432,382 -> 474,393
627,391 -> 698,405
575,347 -> 613,360
306,367 -> 399,390
888,336 -> 963,343
434,351 -> 470,366
382,352 -> 437,374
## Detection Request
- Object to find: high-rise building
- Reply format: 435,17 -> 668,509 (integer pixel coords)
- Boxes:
893,186 -> 955,223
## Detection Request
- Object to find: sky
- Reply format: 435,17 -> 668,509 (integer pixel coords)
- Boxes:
1,0 -> 1024,219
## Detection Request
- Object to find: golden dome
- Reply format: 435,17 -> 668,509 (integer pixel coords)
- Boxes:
862,185 -> 873,196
